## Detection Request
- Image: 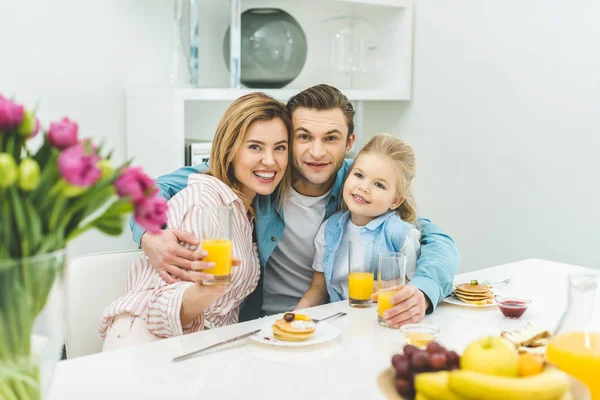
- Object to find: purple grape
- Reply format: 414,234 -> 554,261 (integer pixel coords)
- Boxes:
394,359 -> 411,379
395,378 -> 413,396
403,344 -> 419,357
447,350 -> 460,366
429,352 -> 448,370
425,342 -> 443,354
411,350 -> 429,371
392,353 -> 407,367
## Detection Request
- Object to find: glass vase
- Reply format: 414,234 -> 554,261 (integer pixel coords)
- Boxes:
546,272 -> 600,398
0,250 -> 66,400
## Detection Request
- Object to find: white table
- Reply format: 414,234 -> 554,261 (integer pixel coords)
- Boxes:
48,259 -> 593,400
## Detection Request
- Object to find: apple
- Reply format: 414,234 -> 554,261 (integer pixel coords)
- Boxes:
460,336 -> 519,377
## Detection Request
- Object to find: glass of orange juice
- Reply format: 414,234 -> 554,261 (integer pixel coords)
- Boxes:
377,252 -> 406,327
200,206 -> 233,285
348,240 -> 375,307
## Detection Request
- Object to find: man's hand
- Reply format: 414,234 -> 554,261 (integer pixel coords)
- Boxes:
371,284 -> 429,329
142,229 -> 242,284
142,229 -> 204,284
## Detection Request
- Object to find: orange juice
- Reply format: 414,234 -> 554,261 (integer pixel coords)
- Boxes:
348,271 -> 374,301
202,239 -> 232,284
378,289 -> 399,326
547,332 -> 600,398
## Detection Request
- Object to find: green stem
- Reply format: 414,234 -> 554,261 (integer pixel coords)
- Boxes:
48,193 -> 66,231
0,382 -> 19,400
1,189 -> 11,257
10,379 -> 31,400
65,222 -> 94,242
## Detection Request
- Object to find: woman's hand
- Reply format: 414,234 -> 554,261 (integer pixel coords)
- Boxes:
181,283 -> 228,326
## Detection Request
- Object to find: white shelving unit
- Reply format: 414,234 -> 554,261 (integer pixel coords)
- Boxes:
126,0 -> 414,178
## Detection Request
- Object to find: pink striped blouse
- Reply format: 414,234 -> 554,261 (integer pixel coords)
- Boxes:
98,174 -> 260,339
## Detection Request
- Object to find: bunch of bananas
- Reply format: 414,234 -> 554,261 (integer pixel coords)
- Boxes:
415,368 -> 571,400
412,336 -> 572,400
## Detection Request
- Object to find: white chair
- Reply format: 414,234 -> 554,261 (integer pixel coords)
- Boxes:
64,250 -> 142,358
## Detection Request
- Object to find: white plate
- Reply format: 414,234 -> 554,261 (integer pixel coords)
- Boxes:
249,320 -> 340,347
442,294 -> 497,308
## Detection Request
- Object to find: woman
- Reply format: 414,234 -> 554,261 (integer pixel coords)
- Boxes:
99,93 -> 291,351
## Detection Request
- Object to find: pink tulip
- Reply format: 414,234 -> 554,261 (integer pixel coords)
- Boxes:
0,95 -> 24,130
57,143 -> 101,187
48,117 -> 78,149
114,167 -> 157,203
134,196 -> 168,233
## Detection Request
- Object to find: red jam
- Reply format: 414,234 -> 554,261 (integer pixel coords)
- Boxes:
497,299 -> 530,319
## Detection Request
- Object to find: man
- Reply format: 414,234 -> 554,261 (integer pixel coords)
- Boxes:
131,84 -> 460,328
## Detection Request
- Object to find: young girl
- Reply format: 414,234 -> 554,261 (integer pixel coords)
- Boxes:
296,134 -> 420,308
99,93 -> 291,350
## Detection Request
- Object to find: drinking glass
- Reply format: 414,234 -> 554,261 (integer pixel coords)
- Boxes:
348,240 -> 375,307
200,206 -> 233,285
377,252 -> 406,327
547,272 -> 600,398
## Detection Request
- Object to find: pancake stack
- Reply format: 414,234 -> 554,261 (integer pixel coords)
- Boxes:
453,280 -> 494,305
272,313 -> 316,341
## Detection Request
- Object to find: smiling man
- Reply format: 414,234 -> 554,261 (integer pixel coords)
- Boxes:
130,84 -> 460,327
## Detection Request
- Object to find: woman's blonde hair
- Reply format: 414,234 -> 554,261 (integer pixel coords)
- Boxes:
208,92 -> 292,215
351,133 -> 417,223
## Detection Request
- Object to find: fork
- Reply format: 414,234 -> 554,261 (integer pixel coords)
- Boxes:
482,278 -> 511,286
312,311 -> 347,324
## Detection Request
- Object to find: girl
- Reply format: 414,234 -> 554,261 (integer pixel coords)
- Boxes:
99,93 -> 291,350
296,134 -> 420,308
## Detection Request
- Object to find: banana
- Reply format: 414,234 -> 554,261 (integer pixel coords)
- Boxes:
415,393 -> 434,400
448,367 -> 570,400
415,371 -> 464,400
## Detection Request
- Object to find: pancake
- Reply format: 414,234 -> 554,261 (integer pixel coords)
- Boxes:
271,313 -> 316,342
454,280 -> 494,305
455,282 -> 491,294
455,291 -> 492,298
454,296 -> 495,305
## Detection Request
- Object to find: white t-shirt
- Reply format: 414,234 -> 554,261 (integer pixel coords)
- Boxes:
261,187 -> 332,315
312,221 -> 421,299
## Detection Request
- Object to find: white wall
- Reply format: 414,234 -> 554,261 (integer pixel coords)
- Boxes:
2,0 -> 598,273
391,0 -> 600,272
0,0 -> 173,257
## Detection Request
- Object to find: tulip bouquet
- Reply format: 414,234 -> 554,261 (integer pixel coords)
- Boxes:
0,94 -> 168,399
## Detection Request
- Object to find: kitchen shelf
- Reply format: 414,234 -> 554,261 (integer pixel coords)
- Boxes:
126,0 -> 414,179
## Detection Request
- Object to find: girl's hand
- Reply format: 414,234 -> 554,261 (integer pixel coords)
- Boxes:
370,284 -> 429,328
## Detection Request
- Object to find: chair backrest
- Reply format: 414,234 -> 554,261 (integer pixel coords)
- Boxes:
64,250 -> 142,358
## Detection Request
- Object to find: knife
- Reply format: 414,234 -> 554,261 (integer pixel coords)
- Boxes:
172,328 -> 261,362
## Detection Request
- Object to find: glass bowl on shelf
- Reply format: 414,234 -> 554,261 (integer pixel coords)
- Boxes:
223,8 -> 307,89
322,15 -> 380,88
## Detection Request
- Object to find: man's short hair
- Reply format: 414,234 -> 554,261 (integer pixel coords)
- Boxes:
287,84 -> 355,139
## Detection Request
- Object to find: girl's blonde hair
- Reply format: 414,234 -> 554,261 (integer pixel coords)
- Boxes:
208,92 -> 292,215
352,133 -> 417,222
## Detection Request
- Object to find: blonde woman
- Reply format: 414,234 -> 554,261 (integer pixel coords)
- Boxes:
296,134 -> 421,323
99,93 -> 291,350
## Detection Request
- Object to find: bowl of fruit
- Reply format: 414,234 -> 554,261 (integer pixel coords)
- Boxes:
378,337 -> 591,400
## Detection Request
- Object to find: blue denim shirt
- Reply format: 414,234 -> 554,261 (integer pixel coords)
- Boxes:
130,159 -> 459,320
322,210 -> 413,303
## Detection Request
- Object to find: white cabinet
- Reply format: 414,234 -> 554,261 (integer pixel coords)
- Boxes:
126,0 -> 413,178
